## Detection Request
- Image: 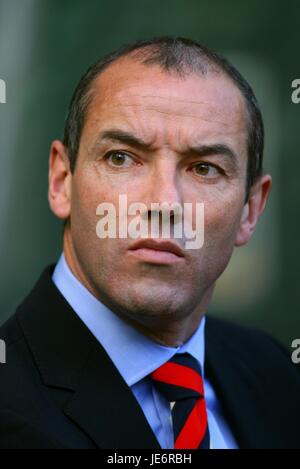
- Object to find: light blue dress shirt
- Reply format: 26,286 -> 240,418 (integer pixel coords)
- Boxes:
52,254 -> 238,449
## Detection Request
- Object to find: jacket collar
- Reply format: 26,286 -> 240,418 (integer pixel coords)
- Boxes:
205,317 -> 282,449
17,265 -> 160,449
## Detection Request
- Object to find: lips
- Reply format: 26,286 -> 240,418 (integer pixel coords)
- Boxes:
128,239 -> 184,264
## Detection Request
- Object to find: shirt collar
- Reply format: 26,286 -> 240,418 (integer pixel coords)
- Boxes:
52,253 -> 206,386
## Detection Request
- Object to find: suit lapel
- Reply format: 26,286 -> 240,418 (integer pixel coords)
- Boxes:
17,266 -> 160,449
205,317 -> 276,449
64,340 -> 160,449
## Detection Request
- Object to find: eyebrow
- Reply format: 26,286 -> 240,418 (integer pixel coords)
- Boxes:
189,143 -> 238,164
93,128 -> 238,164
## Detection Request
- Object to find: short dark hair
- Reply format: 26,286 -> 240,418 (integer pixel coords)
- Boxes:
63,37 -> 264,200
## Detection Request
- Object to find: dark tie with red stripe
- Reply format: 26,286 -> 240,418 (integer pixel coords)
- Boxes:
151,353 -> 210,449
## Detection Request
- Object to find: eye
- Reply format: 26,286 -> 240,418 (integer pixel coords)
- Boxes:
105,151 -> 134,168
192,163 -> 220,178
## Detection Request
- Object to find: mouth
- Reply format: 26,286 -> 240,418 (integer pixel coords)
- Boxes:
128,239 -> 185,264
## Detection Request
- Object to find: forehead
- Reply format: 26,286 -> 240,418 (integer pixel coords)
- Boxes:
83,57 -> 248,149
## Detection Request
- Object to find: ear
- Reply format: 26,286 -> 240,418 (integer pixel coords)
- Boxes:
235,174 -> 272,247
48,140 -> 72,220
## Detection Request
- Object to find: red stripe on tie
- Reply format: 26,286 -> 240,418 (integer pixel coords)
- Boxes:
174,398 -> 208,449
151,362 -> 204,395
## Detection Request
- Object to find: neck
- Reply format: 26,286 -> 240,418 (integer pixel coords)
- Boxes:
120,310 -> 208,347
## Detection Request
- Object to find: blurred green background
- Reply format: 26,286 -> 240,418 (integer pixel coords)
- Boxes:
0,0 -> 299,346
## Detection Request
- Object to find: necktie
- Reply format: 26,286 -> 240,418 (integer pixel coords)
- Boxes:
151,353 -> 210,449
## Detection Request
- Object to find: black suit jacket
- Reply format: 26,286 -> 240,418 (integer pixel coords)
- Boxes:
0,265 -> 299,449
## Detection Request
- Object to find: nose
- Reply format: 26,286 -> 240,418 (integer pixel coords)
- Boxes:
147,158 -> 183,206
142,158 -> 184,232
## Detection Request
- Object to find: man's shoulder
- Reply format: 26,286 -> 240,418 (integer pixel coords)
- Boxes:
0,311 -> 46,443
0,311 -> 37,390
0,266 -> 61,416
205,314 -> 298,376
0,312 -> 23,347
206,314 -> 284,345
0,297 -> 95,449
0,313 -> 26,381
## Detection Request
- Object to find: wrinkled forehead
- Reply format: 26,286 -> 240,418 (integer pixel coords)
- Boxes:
83,58 -> 248,145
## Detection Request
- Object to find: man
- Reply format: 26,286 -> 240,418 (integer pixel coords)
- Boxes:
0,37 -> 299,449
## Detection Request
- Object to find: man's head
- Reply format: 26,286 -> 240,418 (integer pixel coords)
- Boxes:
63,37 -> 264,200
48,37 -> 271,345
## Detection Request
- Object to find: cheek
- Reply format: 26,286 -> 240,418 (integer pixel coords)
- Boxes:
203,193 -> 244,251
71,168 -> 112,225
69,177 -> 107,261
71,185 -> 95,232
70,169 -> 135,261
185,195 -> 244,289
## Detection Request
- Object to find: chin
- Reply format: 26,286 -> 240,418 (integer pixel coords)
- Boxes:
114,288 -> 192,323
